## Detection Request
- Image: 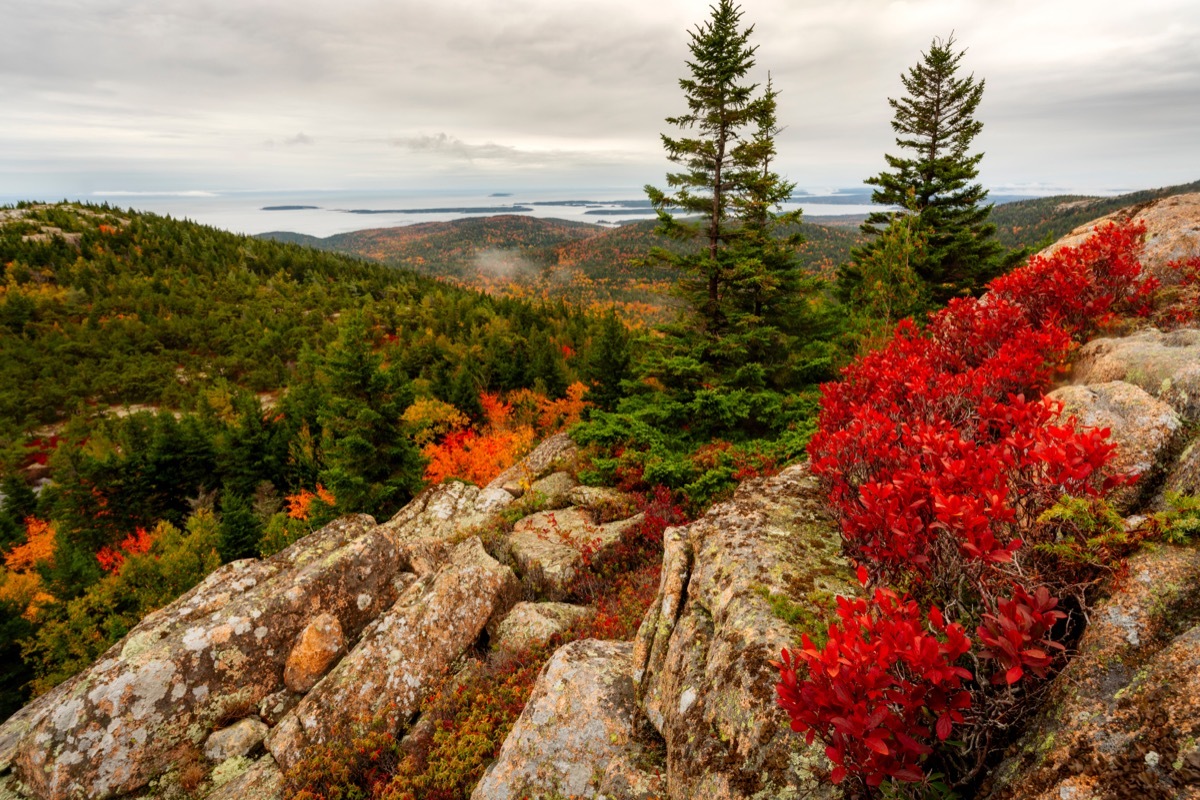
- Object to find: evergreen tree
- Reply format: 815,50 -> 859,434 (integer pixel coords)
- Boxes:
317,315 -> 423,521
584,312 -> 632,411
217,489 -> 261,563
846,34 -> 1006,304
646,0 -> 760,335
0,474 -> 38,551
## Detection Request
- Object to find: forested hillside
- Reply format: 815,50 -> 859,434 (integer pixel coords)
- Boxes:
0,202 -> 631,718
990,178 -> 1200,248
260,215 -> 862,322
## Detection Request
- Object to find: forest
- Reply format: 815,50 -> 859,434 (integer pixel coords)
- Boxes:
0,202 -> 630,717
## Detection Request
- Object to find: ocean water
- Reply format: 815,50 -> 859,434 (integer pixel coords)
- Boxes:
0,188 -> 878,238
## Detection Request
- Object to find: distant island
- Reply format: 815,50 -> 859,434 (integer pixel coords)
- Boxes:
488,192 -> 513,197
345,205 -> 534,215
262,205 -> 320,211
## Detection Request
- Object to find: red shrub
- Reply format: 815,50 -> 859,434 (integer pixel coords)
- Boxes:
775,588 -> 972,786
780,221 -> 1153,789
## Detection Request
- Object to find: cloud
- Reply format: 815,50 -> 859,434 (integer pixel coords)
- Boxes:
1,0 -> 1198,195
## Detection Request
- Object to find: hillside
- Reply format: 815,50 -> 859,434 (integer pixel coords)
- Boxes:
259,215 -> 863,322
0,203 -> 605,441
990,177 -> 1200,249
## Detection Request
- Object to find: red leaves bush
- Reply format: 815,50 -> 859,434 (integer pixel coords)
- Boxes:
975,584 -> 1066,686
777,588 -> 972,787
778,222 -> 1154,791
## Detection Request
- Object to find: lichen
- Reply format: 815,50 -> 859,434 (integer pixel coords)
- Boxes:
210,755 -> 253,787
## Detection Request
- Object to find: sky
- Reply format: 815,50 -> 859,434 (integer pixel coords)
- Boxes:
3,0 -> 1199,200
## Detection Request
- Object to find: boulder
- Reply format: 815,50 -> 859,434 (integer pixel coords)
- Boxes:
632,462 -> 855,800
9,514 -> 404,800
509,507 -> 644,599
984,545 -> 1200,799
470,640 -> 662,800
568,485 -> 639,521
266,537 -> 519,771
1047,381 -> 1181,508
489,602 -> 590,652
283,612 -> 344,693
1040,192 -> 1200,285
1070,328 -> 1200,419
380,479 -> 509,549
529,470 -> 577,508
204,717 -> 268,761
486,432 -> 578,493
205,753 -> 284,800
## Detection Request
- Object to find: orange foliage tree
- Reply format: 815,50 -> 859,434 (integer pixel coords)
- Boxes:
422,383 -> 589,487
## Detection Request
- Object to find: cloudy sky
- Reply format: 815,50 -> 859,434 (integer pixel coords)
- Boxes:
3,0 -> 1198,199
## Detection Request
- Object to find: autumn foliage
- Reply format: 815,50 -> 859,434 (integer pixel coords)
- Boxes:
421,383 -> 589,486
778,222 -> 1155,791
95,527 -> 157,574
0,518 -> 57,620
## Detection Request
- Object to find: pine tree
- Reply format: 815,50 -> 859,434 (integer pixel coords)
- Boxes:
217,489 -> 261,563
646,0 -> 760,335
584,312 -> 632,410
847,34 -> 1005,304
317,315 -> 424,520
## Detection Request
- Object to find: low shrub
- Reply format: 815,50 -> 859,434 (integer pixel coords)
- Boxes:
778,222 -> 1156,795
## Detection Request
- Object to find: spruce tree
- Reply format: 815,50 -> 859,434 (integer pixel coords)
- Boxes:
317,315 -> 424,520
848,34 -> 1005,304
646,0 -> 760,335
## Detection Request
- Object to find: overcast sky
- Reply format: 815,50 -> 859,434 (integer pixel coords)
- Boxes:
3,0 -> 1198,199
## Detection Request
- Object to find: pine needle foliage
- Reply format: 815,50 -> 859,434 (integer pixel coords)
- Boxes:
846,34 -> 1008,305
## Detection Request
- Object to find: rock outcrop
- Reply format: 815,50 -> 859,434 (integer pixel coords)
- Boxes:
0,433 -> 593,800
1042,192 -> 1200,285
1070,328 -> 1200,421
266,537 -> 519,771
470,640 -> 661,800
984,545 -> 1200,799
632,462 -> 855,800
1047,381 -> 1182,508
9,515 -> 401,800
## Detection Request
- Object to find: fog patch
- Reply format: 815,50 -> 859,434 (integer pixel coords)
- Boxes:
471,248 -> 539,281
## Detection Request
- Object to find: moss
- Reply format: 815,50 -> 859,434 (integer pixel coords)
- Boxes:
754,585 -> 836,646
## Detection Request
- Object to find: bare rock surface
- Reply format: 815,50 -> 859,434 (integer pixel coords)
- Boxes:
1041,192 -> 1200,285
283,612 -> 344,693
489,601 -> 590,652
984,545 -> 1200,799
632,462 -> 854,800
529,470 -> 577,507
266,537 -> 519,771
205,753 -> 284,800
204,717 -> 268,761
509,507 -> 643,598
1070,328 -> 1200,419
380,478 -> 510,551
1047,381 -> 1181,508
470,640 -> 661,800
6,514 -> 402,800
486,432 -> 578,494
